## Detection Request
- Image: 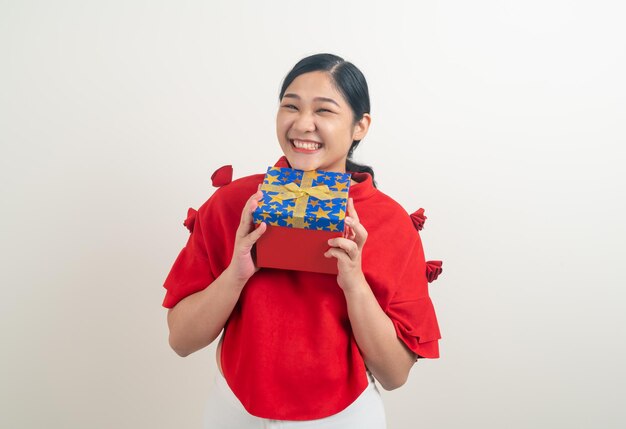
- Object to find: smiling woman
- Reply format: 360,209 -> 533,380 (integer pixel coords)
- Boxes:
276,70 -> 370,176
163,53 -> 442,429
277,55 -> 375,183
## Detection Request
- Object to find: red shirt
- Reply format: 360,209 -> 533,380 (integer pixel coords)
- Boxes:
163,157 -> 441,420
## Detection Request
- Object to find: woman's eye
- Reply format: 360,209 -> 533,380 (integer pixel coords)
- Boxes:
282,104 -> 297,110
317,108 -> 332,113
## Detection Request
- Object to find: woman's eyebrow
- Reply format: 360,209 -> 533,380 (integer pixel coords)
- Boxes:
283,93 -> 340,107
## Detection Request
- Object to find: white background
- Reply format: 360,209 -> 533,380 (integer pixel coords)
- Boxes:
1,1 -> 625,428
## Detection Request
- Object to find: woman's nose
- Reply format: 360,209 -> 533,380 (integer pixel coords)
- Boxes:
293,111 -> 316,132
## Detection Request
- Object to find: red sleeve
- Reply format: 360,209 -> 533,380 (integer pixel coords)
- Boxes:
162,203 -> 216,309
384,232 -> 441,359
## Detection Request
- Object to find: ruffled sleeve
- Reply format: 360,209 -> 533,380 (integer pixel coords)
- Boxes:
211,165 -> 233,187
410,208 -> 427,231
162,204 -> 216,308
384,234 -> 441,359
426,260 -> 443,283
183,208 -> 198,233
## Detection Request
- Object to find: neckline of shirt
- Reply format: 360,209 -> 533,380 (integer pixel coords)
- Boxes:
272,156 -> 377,201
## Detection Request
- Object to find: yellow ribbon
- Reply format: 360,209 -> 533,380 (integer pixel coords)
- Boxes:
270,182 -> 333,201
260,171 -> 347,228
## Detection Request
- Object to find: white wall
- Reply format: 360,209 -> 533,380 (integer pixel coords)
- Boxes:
1,1 -> 625,428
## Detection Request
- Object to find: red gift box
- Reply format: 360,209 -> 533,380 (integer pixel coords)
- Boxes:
252,166 -> 351,274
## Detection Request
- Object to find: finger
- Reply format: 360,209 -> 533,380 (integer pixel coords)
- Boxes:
342,227 -> 355,241
328,237 -> 359,260
324,247 -> 351,264
243,221 -> 267,247
347,198 -> 360,223
345,216 -> 368,250
238,190 -> 264,237
238,195 -> 256,231
343,223 -> 353,239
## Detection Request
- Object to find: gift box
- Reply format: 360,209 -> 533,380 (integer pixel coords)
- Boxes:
252,166 -> 351,274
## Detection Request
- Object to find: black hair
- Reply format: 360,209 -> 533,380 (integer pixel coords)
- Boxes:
279,53 -> 377,187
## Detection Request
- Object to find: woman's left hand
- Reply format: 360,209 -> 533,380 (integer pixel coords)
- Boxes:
324,198 -> 368,292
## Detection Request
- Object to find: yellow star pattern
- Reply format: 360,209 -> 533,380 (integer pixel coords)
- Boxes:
305,171 -> 323,182
269,220 -> 280,226
259,212 -> 271,220
328,223 -> 338,232
313,207 -> 330,219
265,174 -> 280,185
269,193 -> 283,204
309,199 -> 319,207
332,181 -> 349,192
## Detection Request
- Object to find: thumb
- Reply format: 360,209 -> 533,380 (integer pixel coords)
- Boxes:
243,221 -> 267,248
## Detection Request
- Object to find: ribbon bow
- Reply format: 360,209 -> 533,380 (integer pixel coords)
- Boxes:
274,182 -> 333,201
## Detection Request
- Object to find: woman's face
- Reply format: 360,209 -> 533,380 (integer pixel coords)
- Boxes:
276,71 -> 370,173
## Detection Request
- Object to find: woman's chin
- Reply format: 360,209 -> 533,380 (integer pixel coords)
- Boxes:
285,155 -> 320,172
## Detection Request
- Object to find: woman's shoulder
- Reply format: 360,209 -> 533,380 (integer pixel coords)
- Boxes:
362,187 -> 413,224
211,172 -> 265,199
370,188 -> 408,213
196,171 -> 265,219
359,187 -> 422,247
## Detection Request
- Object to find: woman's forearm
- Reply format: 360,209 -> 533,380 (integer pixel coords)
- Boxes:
343,280 -> 416,390
167,267 -> 247,357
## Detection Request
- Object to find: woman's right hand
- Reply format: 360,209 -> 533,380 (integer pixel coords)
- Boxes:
228,186 -> 267,283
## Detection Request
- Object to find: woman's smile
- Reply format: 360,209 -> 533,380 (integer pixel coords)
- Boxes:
291,139 -> 323,153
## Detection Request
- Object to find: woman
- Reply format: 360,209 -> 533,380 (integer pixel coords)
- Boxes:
163,53 -> 441,428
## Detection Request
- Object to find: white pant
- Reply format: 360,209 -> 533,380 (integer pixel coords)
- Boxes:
203,370 -> 387,429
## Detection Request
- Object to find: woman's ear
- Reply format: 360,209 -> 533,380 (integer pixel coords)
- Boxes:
352,113 -> 372,141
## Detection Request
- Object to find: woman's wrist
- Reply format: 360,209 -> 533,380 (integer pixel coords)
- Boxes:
341,274 -> 370,299
222,265 -> 251,291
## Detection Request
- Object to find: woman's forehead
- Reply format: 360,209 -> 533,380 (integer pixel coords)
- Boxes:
283,71 -> 345,104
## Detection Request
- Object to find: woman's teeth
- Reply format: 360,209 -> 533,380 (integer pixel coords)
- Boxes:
292,139 -> 322,150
